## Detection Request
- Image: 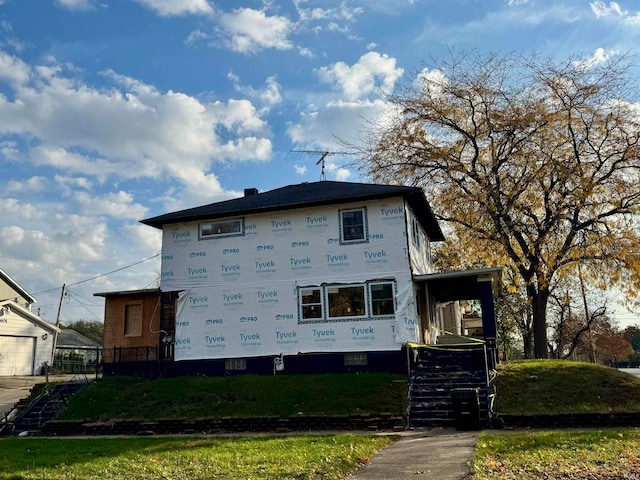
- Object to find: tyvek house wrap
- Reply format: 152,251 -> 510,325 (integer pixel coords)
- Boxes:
161,198 -> 422,361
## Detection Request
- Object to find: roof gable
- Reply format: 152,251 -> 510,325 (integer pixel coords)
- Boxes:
0,267 -> 36,305
141,181 -> 445,241
0,300 -> 60,333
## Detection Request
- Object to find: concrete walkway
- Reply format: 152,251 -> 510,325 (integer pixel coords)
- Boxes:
349,429 -> 478,480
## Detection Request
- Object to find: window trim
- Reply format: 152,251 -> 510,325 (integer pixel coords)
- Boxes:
344,352 -> 368,366
124,302 -> 142,337
326,283 -> 367,321
299,287 -> 324,321
199,218 -> 244,240
339,207 -> 369,245
225,358 -> 247,371
297,280 -> 396,324
369,281 -> 396,317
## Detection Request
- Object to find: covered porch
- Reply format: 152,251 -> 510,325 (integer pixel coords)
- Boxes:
414,267 -> 502,366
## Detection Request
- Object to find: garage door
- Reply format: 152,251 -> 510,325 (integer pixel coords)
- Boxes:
0,336 -> 35,376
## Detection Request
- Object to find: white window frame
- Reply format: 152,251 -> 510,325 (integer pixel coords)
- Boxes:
411,217 -> 421,248
339,207 -> 368,245
199,218 -> 244,240
369,281 -> 396,317
299,287 -> 324,321
297,280 -> 396,324
326,284 -> 367,320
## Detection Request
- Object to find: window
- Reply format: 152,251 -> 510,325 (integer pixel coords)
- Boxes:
370,282 -> 395,316
327,285 -> 366,319
300,288 -> 323,320
298,281 -> 395,323
225,358 -> 247,371
411,218 -> 421,247
199,218 -> 243,239
344,353 -> 368,366
340,207 -> 368,244
124,304 -> 142,337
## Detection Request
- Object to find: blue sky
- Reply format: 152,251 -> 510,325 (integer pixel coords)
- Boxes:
1,0 -> 639,326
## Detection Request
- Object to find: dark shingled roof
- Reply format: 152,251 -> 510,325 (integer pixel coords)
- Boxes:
141,181 -> 445,241
57,329 -> 102,348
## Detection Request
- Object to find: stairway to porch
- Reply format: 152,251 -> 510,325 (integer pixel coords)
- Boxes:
3,377 -> 89,435
406,342 -> 493,429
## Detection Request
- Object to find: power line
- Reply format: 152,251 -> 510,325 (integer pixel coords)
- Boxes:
32,253 -> 161,296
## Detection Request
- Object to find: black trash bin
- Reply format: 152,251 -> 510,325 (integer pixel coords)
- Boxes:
451,388 -> 481,431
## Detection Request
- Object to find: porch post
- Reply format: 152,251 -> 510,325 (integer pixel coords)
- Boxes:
478,280 -> 497,340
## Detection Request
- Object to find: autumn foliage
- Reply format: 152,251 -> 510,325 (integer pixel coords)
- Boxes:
358,51 -> 640,358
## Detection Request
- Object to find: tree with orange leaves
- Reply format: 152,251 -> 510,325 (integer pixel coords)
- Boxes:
357,51 -> 640,358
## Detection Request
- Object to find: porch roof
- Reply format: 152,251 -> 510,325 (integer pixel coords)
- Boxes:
413,267 -> 502,302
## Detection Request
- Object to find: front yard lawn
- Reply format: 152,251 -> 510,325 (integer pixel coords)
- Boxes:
473,428 -> 640,479
0,434 -> 392,480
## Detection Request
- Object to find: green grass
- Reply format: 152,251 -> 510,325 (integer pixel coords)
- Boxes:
0,434 -> 392,480
472,428 -> 640,479
492,360 -> 640,414
59,373 -> 407,421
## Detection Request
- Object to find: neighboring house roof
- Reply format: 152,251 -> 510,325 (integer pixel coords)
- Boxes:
140,180 -> 445,241
57,329 -> 102,348
94,288 -> 161,298
0,267 -> 36,304
0,300 -> 60,333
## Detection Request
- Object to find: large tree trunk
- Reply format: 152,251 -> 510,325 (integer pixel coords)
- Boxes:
529,285 -> 550,359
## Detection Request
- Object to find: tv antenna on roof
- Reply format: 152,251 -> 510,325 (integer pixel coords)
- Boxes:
291,150 -> 348,180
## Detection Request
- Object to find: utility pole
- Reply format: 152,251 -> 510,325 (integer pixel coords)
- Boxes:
49,284 -> 66,375
55,284 -> 65,328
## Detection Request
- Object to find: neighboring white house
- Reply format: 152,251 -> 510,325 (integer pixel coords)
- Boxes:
139,181 -> 500,375
0,268 -> 59,376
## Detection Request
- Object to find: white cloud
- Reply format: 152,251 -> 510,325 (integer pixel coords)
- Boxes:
294,1 -> 363,25
185,29 -> 211,45
6,176 -> 48,193
74,191 -> 148,219
54,175 -> 93,194
574,47 -> 619,69
55,0 -> 100,11
228,73 -> 282,110
294,164 -> 307,175
133,0 -> 214,16
507,0 -> 529,5
590,1 -> 640,24
218,8 -> 293,53
0,50 -> 30,85
416,68 -> 448,97
298,46 -> 314,58
120,223 -> 162,256
326,162 -> 351,181
316,52 -> 404,101
288,99 -> 394,147
590,1 -> 625,18
0,199 -> 46,221
0,53 -> 272,195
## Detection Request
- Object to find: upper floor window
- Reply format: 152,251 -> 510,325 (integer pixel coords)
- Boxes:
411,218 -> 421,248
199,218 -> 244,239
340,207 -> 368,244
